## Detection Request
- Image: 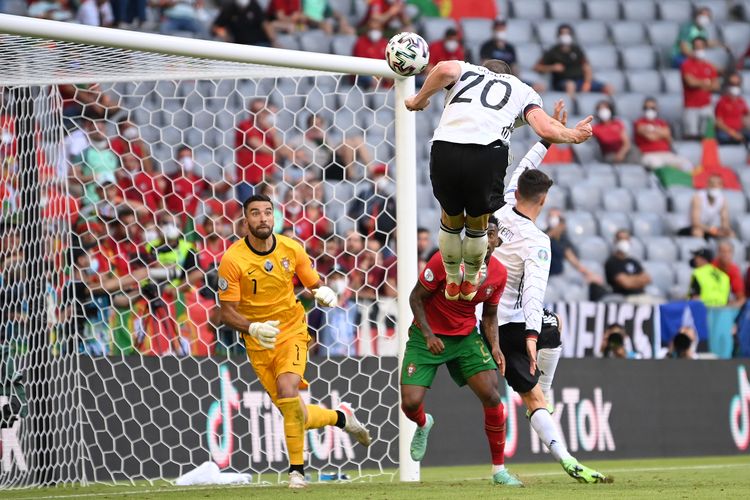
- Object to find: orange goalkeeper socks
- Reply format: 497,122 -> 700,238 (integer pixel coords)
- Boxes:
305,404 -> 340,430
277,397 -> 305,466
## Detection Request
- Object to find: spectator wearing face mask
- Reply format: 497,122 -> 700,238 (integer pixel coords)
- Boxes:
713,239 -> 745,307
680,174 -> 735,239
111,118 -> 154,175
479,19 -> 515,67
715,72 -> 750,146
592,100 -> 639,164
634,97 -> 694,171
672,6 -> 722,69
545,208 -> 603,284
426,28 -> 465,73
72,119 -> 119,206
353,19 -> 389,89
212,0 -> 273,47
234,99 -> 284,201
316,270 -> 357,356
605,229 -> 652,297
681,37 -> 720,140
164,145 -> 211,222
534,24 -> 613,96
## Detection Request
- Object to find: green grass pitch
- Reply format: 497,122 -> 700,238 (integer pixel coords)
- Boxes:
5,455 -> 750,499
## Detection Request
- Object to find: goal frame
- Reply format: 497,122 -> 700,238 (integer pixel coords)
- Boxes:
0,13 -> 420,483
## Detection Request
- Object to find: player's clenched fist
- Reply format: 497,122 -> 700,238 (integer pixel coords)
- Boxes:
313,286 -> 337,307
404,95 -> 429,111
424,332 -> 445,355
249,320 -> 280,349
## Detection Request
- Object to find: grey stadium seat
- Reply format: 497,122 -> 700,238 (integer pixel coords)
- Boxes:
720,145 -> 748,167
626,70 -> 663,94
646,21 -> 680,48
676,236 -> 708,260
586,46 -> 619,70
704,47 -> 731,72
299,30 -> 332,54
614,93 -> 647,122
548,0 -> 583,20
574,21 -> 609,44
275,34 -> 300,50
423,18 -> 458,43
643,261 -> 675,296
610,21 -> 647,47
536,21 -> 563,46
603,187 -> 635,212
572,140 -> 598,164
598,211 -> 631,242
505,19 -> 534,44
665,212 -> 690,234
671,261 -> 693,298
545,185 -> 568,209
724,190 -> 748,213
635,188 -> 668,212
510,0 -> 546,19
566,211 -> 598,238
621,45 -> 658,70
586,162 -> 618,186
540,91 -> 575,115
597,69 -> 627,93
622,0 -> 658,21
461,18 -> 494,47
737,214 -> 750,240
658,0 -> 692,22
697,0 -> 731,22
631,212 -> 666,238
673,141 -> 703,165
515,43 -> 543,70
661,69 -> 683,94
571,183 -> 603,211
555,164 -> 586,187
575,92 -> 606,116
653,93 -> 683,125
332,34 -> 357,56
576,235 -> 610,264
585,0 -> 620,20
645,236 -> 679,262
719,23 -> 750,58
668,187 -> 696,213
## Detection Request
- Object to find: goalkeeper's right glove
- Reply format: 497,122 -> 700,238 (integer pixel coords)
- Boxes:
248,320 -> 281,349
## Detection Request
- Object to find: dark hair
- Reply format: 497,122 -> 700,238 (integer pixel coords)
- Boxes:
176,144 -> 191,155
243,194 -> 273,212
417,227 -> 430,234
557,23 -> 574,35
445,27 -> 458,38
492,18 -> 507,29
673,332 -> 692,352
488,214 -> 499,227
607,332 -> 624,346
517,169 -> 553,203
693,36 -> 708,46
483,59 -> 512,75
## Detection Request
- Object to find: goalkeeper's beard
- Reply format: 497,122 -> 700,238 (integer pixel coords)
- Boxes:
248,225 -> 273,240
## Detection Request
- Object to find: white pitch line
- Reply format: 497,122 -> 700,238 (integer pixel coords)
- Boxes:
10,462 -> 750,500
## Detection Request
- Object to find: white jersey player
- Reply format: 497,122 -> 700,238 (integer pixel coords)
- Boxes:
405,59 -> 593,305
493,102 -> 609,484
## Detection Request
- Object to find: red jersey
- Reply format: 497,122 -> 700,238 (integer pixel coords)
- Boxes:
165,173 -> 208,216
681,58 -> 717,108
118,171 -> 161,211
110,137 -> 147,162
235,119 -> 276,185
428,40 -> 465,66
592,119 -> 626,155
353,34 -> 388,60
634,117 -> 672,153
715,94 -> 749,132
417,252 -> 506,335
268,0 -> 299,16
714,259 -> 744,298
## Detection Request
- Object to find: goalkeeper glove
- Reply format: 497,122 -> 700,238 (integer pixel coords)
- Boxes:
313,286 -> 337,307
248,320 -> 280,349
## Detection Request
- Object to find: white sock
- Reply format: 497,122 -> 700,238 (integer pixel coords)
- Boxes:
537,346 -> 562,404
529,409 -> 572,462
492,464 -> 505,474
438,223 -> 463,284
462,228 -> 488,285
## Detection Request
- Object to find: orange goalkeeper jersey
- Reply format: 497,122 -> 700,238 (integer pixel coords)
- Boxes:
217,234 -> 320,350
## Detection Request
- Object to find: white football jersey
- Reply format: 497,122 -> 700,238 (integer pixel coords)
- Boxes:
494,142 -> 551,334
432,61 -> 543,146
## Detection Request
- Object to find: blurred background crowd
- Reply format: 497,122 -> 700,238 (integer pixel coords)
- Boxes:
2,0 -> 750,359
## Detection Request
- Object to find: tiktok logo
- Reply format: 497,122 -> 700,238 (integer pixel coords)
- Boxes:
730,365 -> 750,451
207,365 -> 240,468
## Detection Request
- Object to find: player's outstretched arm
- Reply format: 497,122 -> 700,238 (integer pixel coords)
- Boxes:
408,282 -> 445,355
526,106 -> 593,144
404,60 -> 461,112
309,280 -> 338,307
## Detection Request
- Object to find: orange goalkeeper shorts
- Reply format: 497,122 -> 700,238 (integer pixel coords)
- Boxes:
246,333 -> 310,404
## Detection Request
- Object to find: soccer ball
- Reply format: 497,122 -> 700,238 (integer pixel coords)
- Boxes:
385,32 -> 430,77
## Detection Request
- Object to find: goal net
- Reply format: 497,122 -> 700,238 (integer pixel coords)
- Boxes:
0,15 -> 419,488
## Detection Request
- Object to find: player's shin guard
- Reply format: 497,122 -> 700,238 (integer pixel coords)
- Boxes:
483,404 -> 506,466
277,397 -> 305,466
402,402 -> 427,427
537,346 -> 562,404
529,408 -> 572,462
462,227 -> 488,285
304,404 -> 340,430
438,223 -> 463,284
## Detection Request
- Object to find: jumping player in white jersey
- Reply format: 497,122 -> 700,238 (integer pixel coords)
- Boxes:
405,59 -> 593,302
495,102 -> 610,483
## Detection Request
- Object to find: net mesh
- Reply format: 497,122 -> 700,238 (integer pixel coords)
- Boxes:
0,35 -> 405,488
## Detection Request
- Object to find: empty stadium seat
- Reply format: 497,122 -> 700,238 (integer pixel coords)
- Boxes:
653,93 -> 684,125
673,141 -> 703,165
586,162 -> 618,185
634,188 -> 667,212
505,19 -> 535,44
275,34 -> 300,50
586,45 -> 620,70
585,0 -> 620,21
548,0 -> 583,20
572,140 -> 598,164
574,20 -> 609,44
515,43 -> 543,69
461,18 -> 494,47
631,211 -> 666,238
643,260 -> 675,295
610,21 -> 647,47
614,93 -> 648,122
621,45 -> 658,70
598,211 -> 631,241
661,69 -> 683,94
545,185 -> 568,209
571,183 -> 603,211
423,17 -> 458,42
724,190 -> 748,213
577,235 -> 610,264
536,20 -> 563,46
540,91 -> 575,115
622,0 -> 658,21
664,212 -> 690,234
658,0 -> 693,22
510,0 -> 546,19
720,145 -> 748,167
646,21 -> 680,48
645,236 -> 679,262
737,213 -> 750,241
704,47 -> 731,72
628,236 -> 647,260
625,70 -> 663,94
299,31 -> 332,54
676,236 -> 708,260
603,187 -> 635,212
719,22 -> 750,58
597,69 -> 627,93
555,164 -> 586,187
566,211 -> 598,238
332,34 -> 357,56
668,186 -> 696,213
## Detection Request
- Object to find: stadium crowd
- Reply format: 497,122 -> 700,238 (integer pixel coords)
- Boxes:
2,0 -> 750,358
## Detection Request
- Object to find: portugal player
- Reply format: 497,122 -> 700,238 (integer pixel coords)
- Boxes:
400,216 -> 523,487
218,195 -> 371,489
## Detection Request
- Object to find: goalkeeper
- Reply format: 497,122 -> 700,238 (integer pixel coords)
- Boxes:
401,215 -> 523,487
218,195 -> 371,490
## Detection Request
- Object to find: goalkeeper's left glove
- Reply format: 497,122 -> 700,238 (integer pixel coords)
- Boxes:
313,286 -> 337,307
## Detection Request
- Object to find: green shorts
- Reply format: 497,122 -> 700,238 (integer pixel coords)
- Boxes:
400,325 -> 498,388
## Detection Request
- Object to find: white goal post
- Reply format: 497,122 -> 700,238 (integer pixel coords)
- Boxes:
0,13 -> 419,486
